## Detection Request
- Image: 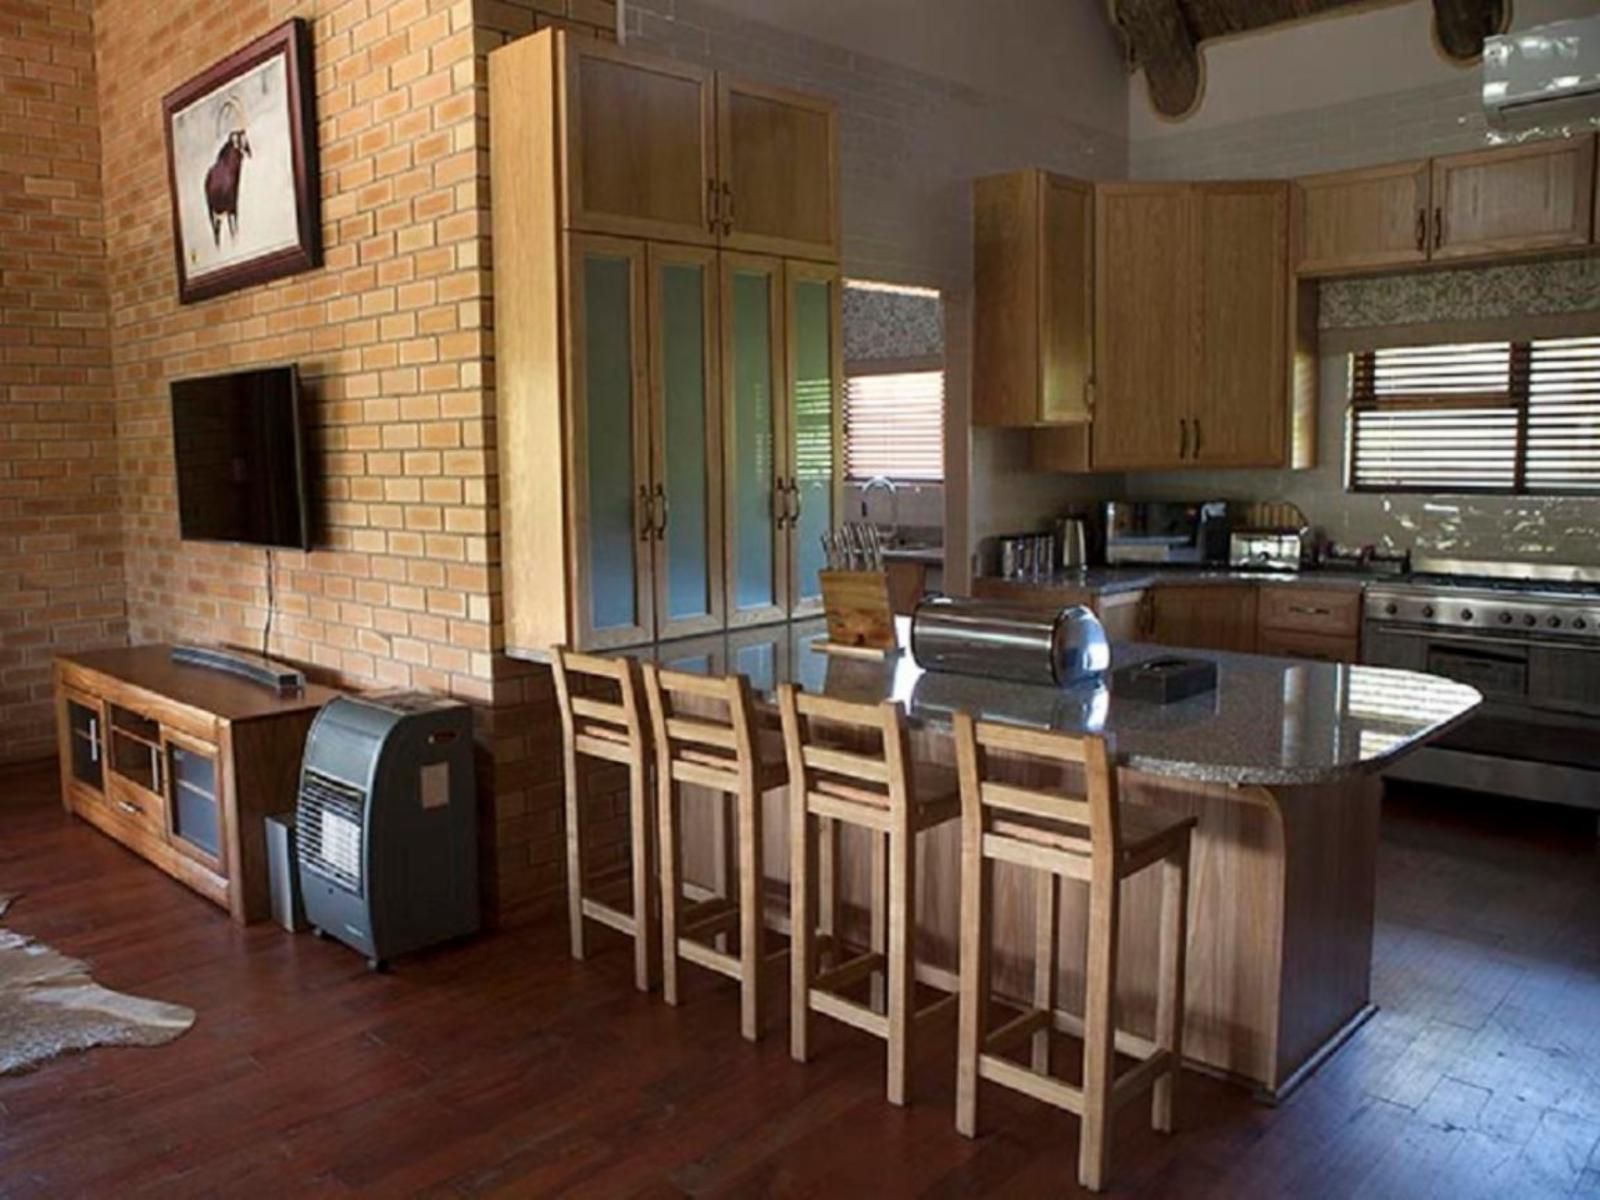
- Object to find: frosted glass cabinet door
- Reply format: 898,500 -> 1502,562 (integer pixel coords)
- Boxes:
648,245 -> 724,639
721,254 -> 788,627
569,235 -> 654,649
785,262 -> 841,615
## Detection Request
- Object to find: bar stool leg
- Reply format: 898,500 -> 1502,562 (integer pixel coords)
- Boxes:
737,782 -> 765,1042
955,823 -> 991,1137
791,793 -> 817,1062
819,816 -> 839,965
1153,839 -> 1191,1134
1079,874 -> 1121,1193
886,821 -> 916,1106
1032,871 -> 1059,1074
657,776 -> 682,1007
564,751 -> 586,962
628,755 -> 654,992
869,831 -> 888,1013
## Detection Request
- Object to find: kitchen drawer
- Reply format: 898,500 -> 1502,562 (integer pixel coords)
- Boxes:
1258,586 -> 1362,637
1258,628 -> 1359,664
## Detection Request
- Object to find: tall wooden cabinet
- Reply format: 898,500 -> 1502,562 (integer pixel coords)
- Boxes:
492,30 -> 841,656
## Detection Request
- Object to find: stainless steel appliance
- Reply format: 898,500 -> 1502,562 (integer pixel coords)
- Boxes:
997,532 -> 1056,579
1362,557 -> 1600,811
1104,500 -> 1232,565
1055,514 -> 1089,570
1229,530 -> 1307,573
911,597 -> 1110,687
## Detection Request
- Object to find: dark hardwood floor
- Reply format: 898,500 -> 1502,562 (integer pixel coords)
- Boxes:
3,758 -> 1600,1198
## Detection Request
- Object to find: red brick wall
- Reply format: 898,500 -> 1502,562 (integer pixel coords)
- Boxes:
0,0 -> 122,766
89,0 -> 613,918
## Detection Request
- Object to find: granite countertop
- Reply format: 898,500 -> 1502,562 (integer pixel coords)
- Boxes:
639,617 -> 1482,788
983,566 -> 1383,596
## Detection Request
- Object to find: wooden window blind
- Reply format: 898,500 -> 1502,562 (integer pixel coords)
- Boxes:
1348,338 -> 1600,494
843,368 -> 944,482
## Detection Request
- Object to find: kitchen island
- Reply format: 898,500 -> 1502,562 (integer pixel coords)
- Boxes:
628,618 -> 1481,1098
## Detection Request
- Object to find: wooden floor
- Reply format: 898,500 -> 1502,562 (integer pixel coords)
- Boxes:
3,759 -> 1600,1198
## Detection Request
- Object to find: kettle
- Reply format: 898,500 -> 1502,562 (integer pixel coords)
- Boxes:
1055,515 -> 1088,569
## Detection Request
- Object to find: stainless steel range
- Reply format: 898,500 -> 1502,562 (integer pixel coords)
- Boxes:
1363,557 -> 1600,810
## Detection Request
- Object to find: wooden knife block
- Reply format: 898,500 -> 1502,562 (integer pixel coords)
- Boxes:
818,569 -> 899,657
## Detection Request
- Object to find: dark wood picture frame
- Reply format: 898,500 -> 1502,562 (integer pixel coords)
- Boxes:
161,19 -> 321,305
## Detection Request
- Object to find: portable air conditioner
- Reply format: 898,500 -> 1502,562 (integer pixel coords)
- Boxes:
1483,17 -> 1600,129
296,692 -> 479,970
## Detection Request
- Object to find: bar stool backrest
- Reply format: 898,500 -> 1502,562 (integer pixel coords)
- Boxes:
551,646 -> 647,765
951,714 -> 1121,862
642,663 -> 763,795
777,685 -> 912,818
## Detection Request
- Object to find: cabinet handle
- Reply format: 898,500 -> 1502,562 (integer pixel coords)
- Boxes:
788,477 -> 802,524
774,480 -> 788,528
1179,418 -> 1189,460
1433,206 -> 1443,251
116,799 -> 140,816
651,482 -> 668,539
721,182 -> 734,235
1415,207 -> 1427,252
88,716 -> 99,764
707,178 -> 718,234
638,484 -> 654,541
1289,605 -> 1333,617
1083,377 -> 1095,414
1193,418 -> 1203,458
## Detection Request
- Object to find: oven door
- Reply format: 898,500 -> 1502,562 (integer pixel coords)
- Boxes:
1363,624 -> 1528,703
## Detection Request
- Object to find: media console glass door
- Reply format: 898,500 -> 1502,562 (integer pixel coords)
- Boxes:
165,731 -> 226,876
63,691 -> 104,797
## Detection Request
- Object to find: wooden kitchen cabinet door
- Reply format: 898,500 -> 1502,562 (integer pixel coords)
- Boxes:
560,36 -> 718,245
973,170 -> 1093,427
1091,184 -> 1193,469
1148,585 -> 1259,653
1293,160 -> 1430,275
1192,182 -> 1289,467
716,76 -> 839,261
1430,137 -> 1596,262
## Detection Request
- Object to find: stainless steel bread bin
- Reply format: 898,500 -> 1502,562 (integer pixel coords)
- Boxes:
910,597 -> 1110,687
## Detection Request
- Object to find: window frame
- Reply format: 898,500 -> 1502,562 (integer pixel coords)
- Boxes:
1346,339 -> 1600,498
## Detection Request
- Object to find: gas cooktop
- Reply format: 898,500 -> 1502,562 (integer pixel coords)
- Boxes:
1365,558 -> 1600,642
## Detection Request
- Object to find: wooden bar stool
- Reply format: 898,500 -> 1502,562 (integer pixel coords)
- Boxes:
952,715 -> 1195,1193
550,646 -> 655,993
778,685 -> 961,1106
642,663 -> 789,1042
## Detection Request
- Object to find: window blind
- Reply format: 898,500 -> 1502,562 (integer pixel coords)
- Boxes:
843,369 -> 944,482
1348,338 -> 1600,495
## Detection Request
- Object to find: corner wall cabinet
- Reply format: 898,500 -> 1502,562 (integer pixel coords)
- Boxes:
492,30 -> 842,656
55,647 -> 337,924
1293,135 -> 1597,276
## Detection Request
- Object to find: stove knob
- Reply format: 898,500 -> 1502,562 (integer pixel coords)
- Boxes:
1384,602 -> 1399,616
1460,609 -> 1474,622
1548,615 -> 1563,629
1575,618 -> 1588,631
1498,612 -> 1513,625
1421,605 -> 1436,618
1524,614 -> 1538,627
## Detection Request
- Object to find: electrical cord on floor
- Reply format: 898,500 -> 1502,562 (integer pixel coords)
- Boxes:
263,547 -> 275,657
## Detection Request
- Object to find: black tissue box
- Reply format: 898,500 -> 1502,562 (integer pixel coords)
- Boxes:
1113,656 -> 1218,704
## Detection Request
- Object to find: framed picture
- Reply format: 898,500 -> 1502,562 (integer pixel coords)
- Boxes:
162,19 -> 320,305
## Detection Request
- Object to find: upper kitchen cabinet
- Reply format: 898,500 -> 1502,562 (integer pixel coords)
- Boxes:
1090,182 -> 1310,472
717,78 -> 840,261
1292,160 -> 1431,276
1430,137 -> 1596,261
1090,183 -> 1193,469
973,170 -> 1094,427
560,36 -> 718,245
1192,182 -> 1290,467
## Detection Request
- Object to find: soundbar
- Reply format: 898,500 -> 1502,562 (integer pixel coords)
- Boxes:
170,645 -> 306,695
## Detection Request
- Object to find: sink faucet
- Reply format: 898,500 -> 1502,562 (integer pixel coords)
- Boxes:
860,475 -> 900,545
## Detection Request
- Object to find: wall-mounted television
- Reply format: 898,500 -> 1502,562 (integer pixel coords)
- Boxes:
170,365 -> 311,550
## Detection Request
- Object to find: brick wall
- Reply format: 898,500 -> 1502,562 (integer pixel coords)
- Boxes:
89,0 -> 612,918
0,0 -> 122,766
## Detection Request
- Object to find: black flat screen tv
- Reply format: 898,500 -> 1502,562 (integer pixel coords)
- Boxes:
170,365 -> 311,550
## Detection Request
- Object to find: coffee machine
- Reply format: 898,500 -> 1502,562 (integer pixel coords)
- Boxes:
1103,501 -> 1233,565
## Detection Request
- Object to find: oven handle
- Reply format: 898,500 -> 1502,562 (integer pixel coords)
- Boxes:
1363,623 -> 1537,659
